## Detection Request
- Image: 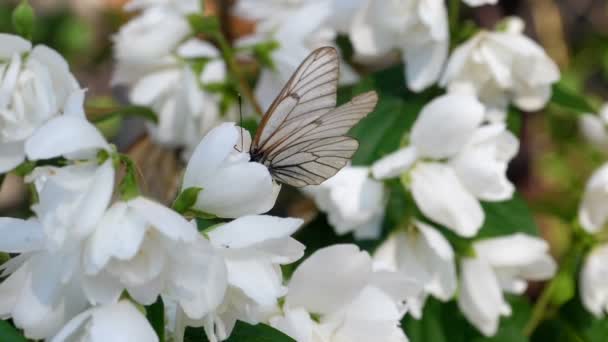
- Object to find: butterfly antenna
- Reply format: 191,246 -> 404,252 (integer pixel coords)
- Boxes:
238,93 -> 244,152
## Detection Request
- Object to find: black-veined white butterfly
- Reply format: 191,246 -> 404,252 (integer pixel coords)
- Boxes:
249,46 -> 378,187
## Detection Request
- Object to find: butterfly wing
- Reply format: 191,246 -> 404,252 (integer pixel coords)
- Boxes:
266,91 -> 378,187
251,46 -> 339,153
251,46 -> 378,187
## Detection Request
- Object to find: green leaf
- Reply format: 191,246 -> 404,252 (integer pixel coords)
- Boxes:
0,320 -> 27,342
186,321 -> 295,342
91,105 -> 158,124
146,297 -> 165,342
349,95 -> 424,165
119,155 -> 140,201
550,81 -> 597,114
172,187 -> 203,214
405,296 -> 531,342
550,271 -> 576,307
477,193 -> 540,238
187,14 -> 220,35
11,0 -> 35,40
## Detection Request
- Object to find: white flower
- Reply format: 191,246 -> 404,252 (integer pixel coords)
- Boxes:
440,17 -> 560,121
374,220 -> 457,318
125,0 -> 201,13
462,0 -> 498,6
350,0 -> 449,92
0,33 -> 81,172
182,122 -> 280,218
579,104 -> 608,153
270,244 -> 414,342
580,244 -> 608,318
112,7 -> 190,83
24,109 -> 115,249
128,39 -> 234,156
180,215 -> 304,342
236,0 -> 359,110
0,218 -> 89,339
304,166 -> 386,239
579,162 -> 608,234
459,234 -> 556,336
51,301 -> 158,342
372,94 -> 519,237
82,197 -> 227,321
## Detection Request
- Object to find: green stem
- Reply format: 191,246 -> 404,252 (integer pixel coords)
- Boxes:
212,32 -> 264,117
449,0 -> 461,38
524,234 -> 587,336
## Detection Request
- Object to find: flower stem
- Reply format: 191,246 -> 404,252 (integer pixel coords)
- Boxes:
523,231 -> 588,336
449,0 -> 461,38
212,31 -> 264,117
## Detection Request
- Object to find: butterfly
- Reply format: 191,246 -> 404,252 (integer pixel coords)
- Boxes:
249,46 -> 378,187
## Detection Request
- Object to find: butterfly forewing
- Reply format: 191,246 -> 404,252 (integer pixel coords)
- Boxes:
252,47 -> 339,151
251,47 -> 378,187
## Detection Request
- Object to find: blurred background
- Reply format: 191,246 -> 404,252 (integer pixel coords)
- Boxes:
0,0 -> 608,263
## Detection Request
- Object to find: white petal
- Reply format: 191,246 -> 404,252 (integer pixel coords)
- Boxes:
270,307 -> 314,342
170,239 -> 228,320
287,244 -> 372,315
371,146 -> 418,180
81,272 -> 123,305
0,33 -> 31,58
225,259 -> 285,307
458,258 -> 508,337
208,215 -> 302,249
450,124 -> 518,201
579,114 -> 608,153
25,115 -> 109,160
128,197 -> 198,242
411,95 -> 484,159
0,218 -> 45,253
182,122 -> 238,189
192,161 -> 277,218
52,301 -> 158,342
0,141 -> 25,173
579,162 -> 608,233
85,202 -> 147,274
580,244 -> 608,318
177,39 -> 220,59
403,38 -> 448,92
410,162 -> 484,237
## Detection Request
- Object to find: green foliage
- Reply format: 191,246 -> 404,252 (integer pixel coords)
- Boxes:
187,14 -> 220,35
146,297 -> 165,342
477,193 -> 540,238
173,187 -> 203,214
118,155 -> 140,201
0,321 -> 27,342
533,297 -> 608,342
186,322 -> 295,342
11,0 -> 34,40
405,296 -> 531,342
550,81 -> 598,114
91,105 -> 158,124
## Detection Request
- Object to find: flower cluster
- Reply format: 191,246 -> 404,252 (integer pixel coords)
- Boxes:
7,0 -> 608,340
236,3 -> 560,336
0,31 -> 305,342
112,0 -> 235,158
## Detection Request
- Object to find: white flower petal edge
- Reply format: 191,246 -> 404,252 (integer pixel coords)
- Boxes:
459,258 -> 509,337
459,234 -> 556,336
51,301 -> 158,342
580,244 -> 608,318
304,166 -> 387,239
183,122 -> 279,218
411,162 -> 484,237
579,162 -> 608,233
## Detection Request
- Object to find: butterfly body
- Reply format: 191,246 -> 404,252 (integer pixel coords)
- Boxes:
250,46 -> 378,187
